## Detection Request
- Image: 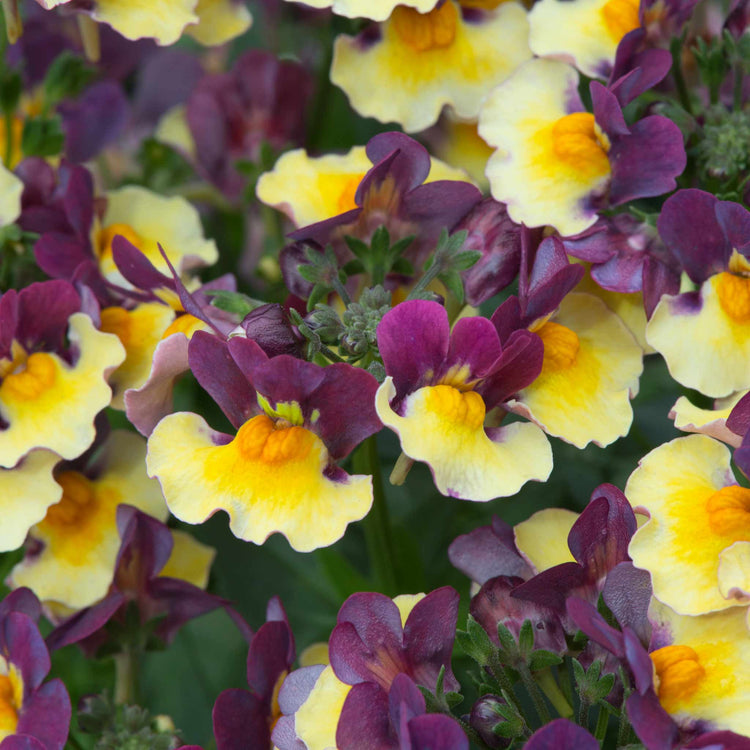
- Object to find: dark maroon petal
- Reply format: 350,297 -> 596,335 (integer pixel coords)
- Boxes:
377,300 -> 450,399
308,363 -> 381,460
643,256 -> 681,318
591,82 -> 630,138
337,682 -> 393,750
472,577 -> 567,654
3,613 -> 50,692
45,593 -> 125,652
213,689 -> 269,750
0,289 -> 19,358
716,199 -> 750,257
477,329 -> 544,410
565,598 -> 624,658
402,180 -> 482,233
734,433 -> 750,481
33,233 -> 91,283
225,335 -> 270,384
686,732 -> 750,750
16,679 -> 71,750
0,737 -> 47,750
250,355 -> 326,409
590,249 -> 645,292
524,719 -> 598,750
114,506 -> 173,592
511,562 -> 589,616
241,304 -> 304,358
608,115 -> 686,207
489,296 -> 524,346
567,484 -> 636,582
657,189 -> 729,283
448,518 -> 533,585
623,627 -> 654,695
59,161 -> 95,241
189,331 -> 257,429
364,132 -> 430,193
0,589 -> 41,623
388,673 -> 425,730
246,620 -> 293,706
16,280 -> 81,355
59,82 -> 130,163
609,29 -> 672,105
271,716 -> 305,750
445,317 -> 503,381
627,691 -> 680,750
602,562 -> 652,643
112,236 -> 173,291
403,587 -> 460,692
408,714 -> 469,750
727,391 -> 750,437
276,665 -> 325,716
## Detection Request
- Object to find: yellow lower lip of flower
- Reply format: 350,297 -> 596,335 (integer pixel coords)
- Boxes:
705,486 -> 750,538
533,320 -> 581,374
0,664 -> 22,740
147,412 -> 373,552
716,271 -> 750,323
97,222 -> 143,264
600,0 -> 640,41
514,507 -> 578,572
295,665 -> 352,750
90,0 -> 199,46
0,314 -> 125,469
185,0 -> 253,46
376,377 -> 552,501
391,2 -> 458,52
651,645 -> 705,713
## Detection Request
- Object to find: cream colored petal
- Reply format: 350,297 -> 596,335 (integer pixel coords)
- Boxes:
669,392 -> 746,448
509,293 -> 642,448
185,0 -> 252,45
91,0 -> 199,45
646,277 -> 750,398
12,430 -> 167,610
295,665 -> 351,750
433,116 -> 493,191
514,508 -> 578,573
284,0 -> 439,21
147,412 -> 373,552
0,450 -> 62,553
331,2 -> 532,133
0,314 -> 125,468
154,105 -> 197,159
0,165 -> 22,227
717,542 -> 750,603
376,378 -> 552,501
160,529 -> 215,589
627,435 -> 741,616
101,185 -> 218,286
392,592 -> 426,626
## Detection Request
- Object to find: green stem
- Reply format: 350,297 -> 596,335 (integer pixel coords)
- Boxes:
488,655 -> 519,710
536,669 -> 573,719
4,110 -> 13,169
65,733 -> 88,750
113,647 -> 140,705
319,344 -> 346,364
577,696 -> 590,729
389,452 -> 414,485
594,704 -> 611,743
354,435 -> 396,593
670,37 -> 694,115
520,663 -> 551,725
617,694 -> 633,747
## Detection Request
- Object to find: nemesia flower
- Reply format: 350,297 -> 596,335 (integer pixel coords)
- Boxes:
0,591 -> 71,749
257,144 -> 472,230
330,1 -> 533,132
646,190 -> 750,398
282,0 -> 439,21
186,50 -> 313,199
528,0 -> 642,78
147,332 -> 381,551
10,431 -> 167,611
0,280 -> 125,469
430,115 -> 493,191
0,166 -> 23,228
525,719 -> 599,750
46,507 -> 228,655
669,390 -> 746,447
498,237 -> 643,448
185,0 -> 253,46
478,58 -> 685,235
625,435 -> 750,618
375,299 -> 552,501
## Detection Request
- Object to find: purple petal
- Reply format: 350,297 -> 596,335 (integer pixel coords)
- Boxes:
213,689 -> 269,750
388,673 -> 425,731
591,82 -> 630,138
524,719 -> 598,750
566,598 -> 624,658
16,280 -> 80,354
623,627 -> 654,695
246,620 -> 293,705
627,691 -> 680,750
45,593 -> 125,652
717,199 -> 750,257
249,355 -> 326,409
337,682 -> 393,750
511,562 -> 589,616
446,317 -> 503,381
727,391 -> 750,437
0,589 -> 41,623
686,732 -> 750,750
276,665 -> 325,716
3,613 -> 50,693
602,562 -> 652,643
362,132 -> 430,196
610,29 -> 672,105
407,714 -> 469,750
241,304 -> 304,358
112,236 -> 173,291
643,256 -> 681,318
114,507 -> 173,590
16,679 -> 71,750
0,737 -> 47,750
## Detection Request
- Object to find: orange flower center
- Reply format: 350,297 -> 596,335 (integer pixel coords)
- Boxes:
97,222 -> 144,263
601,0 -> 640,42
235,414 -> 316,464
44,471 -> 96,528
551,112 -> 611,179
705,485 -> 750,539
0,350 -> 58,403
651,645 -> 705,713
391,2 -> 458,52
422,385 -> 486,430
460,0 -> 505,8
0,672 -> 20,736
336,174 -> 364,214
716,272 -> 750,323
161,313 -> 205,340
100,306 -> 133,347
535,321 -> 581,374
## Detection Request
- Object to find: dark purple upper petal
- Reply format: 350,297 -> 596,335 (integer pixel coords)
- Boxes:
2,613 -> 50,694
591,82 -> 630,138
241,304 -> 305,358
337,682 -> 393,750
213,689 -> 269,750
45,593 -> 125,653
0,589 -> 41,624
16,280 -> 81,355
716,199 -> 750,258
524,719 -> 598,750
566,597 -> 624,658
727,391 -> 750,437
361,132 -> 431,198
609,29 -> 673,106
602,562 -> 652,644
0,737 -> 47,750
407,714 -> 469,750
246,620 -> 293,707
445,317 -> 503,381
627,691 -> 680,750
686,732 -> 750,750
15,678 -> 71,750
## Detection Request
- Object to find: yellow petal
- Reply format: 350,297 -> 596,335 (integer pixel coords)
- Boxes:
647,276 -> 750,398
627,435 -> 744,616
185,0 -> 252,45
91,0 -> 199,45
160,529 -> 215,589
669,391 -> 746,447
11,431 -> 167,610
514,508 -> 578,572
154,105 -> 197,159
509,293 -> 642,448
147,412 -> 373,552
283,0 -> 440,21
331,1 -> 532,133
295,665 -> 351,750
0,164 -> 22,227
0,450 -> 62,553
717,542 -> 750,603
376,378 -> 552,501
0,314 -> 125,468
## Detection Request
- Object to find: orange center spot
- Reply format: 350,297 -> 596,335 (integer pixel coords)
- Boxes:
601,0 -> 640,42
705,485 -> 750,539
460,0 -> 505,8
44,471 -> 96,528
269,669 -> 288,733
235,415 -> 316,464
336,174 -> 364,214
422,385 -> 486,430
162,313 -> 205,340
535,321 -> 581,374
0,351 -> 57,402
651,645 -> 705,712
0,116 -> 24,170
391,2 -> 458,52
551,112 -> 611,179
0,673 -> 18,734
97,222 -> 143,263
716,272 -> 750,323
99,306 -> 133,348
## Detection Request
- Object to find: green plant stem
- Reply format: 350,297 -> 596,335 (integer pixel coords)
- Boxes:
577,695 -> 590,729
520,663 -> 551,725
389,452 -> 414,485
354,435 -> 396,593
594,704 -> 611,742
113,647 -> 140,705
4,110 -> 13,169
617,694 -> 633,746
670,37 -> 694,115
536,669 -> 573,719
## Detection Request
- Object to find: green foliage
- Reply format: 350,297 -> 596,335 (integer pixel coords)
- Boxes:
21,116 -> 65,158
43,51 -> 97,107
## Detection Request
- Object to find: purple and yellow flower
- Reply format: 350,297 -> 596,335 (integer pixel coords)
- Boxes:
330,1 -> 533,133
669,391 -> 747,448
646,190 -> 750,398
478,58 -> 685,235
0,281 -> 125,470
0,592 -> 71,749
147,332 -> 381,551
10,431 -> 167,611
375,299 -> 552,502
626,434 -> 750,618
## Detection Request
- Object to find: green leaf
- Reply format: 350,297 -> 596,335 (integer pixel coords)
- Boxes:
445,691 -> 464,709
344,235 -> 370,259
21,116 -> 65,158
307,284 -> 328,311
528,649 -> 563,671
390,257 -> 414,275
204,290 -> 260,318
297,264 -> 319,283
342,259 -> 365,277
0,71 -> 22,116
438,270 -> 465,304
451,250 -> 482,271
496,622 -> 518,656
518,620 -> 534,660
43,51 -> 96,106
